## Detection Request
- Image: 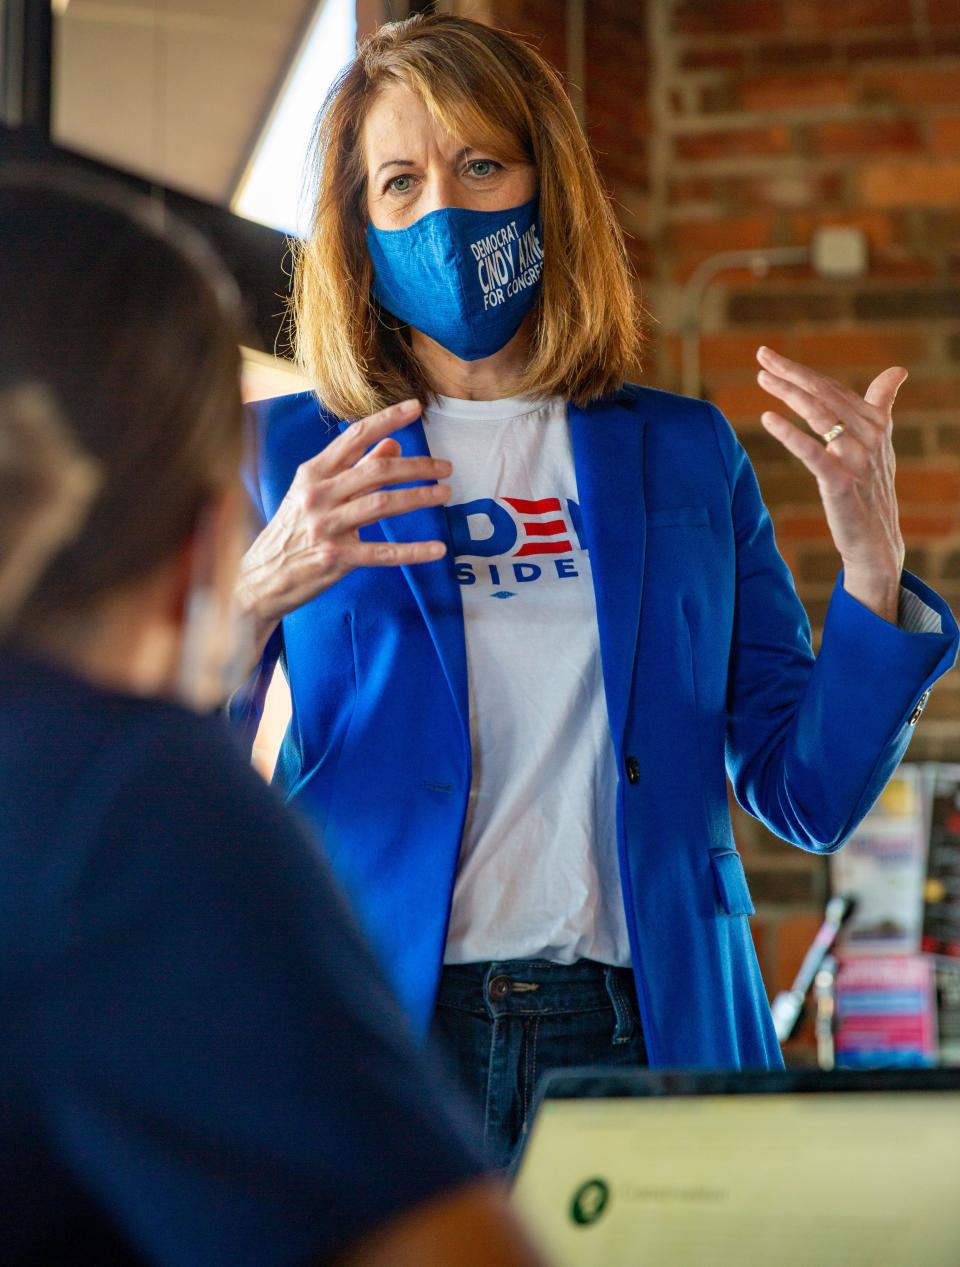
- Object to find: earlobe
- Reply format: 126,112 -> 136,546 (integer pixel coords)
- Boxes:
171,536 -> 197,628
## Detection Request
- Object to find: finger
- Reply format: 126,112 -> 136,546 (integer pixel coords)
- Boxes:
756,346 -> 882,430
760,410 -> 846,484
342,538 -> 448,568
757,369 -> 873,452
322,482 -> 452,536
367,437 -> 403,459
337,455 -> 453,502
864,366 -> 908,415
304,398 -> 421,476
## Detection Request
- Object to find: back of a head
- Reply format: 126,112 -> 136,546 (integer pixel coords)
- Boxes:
0,171 -> 245,642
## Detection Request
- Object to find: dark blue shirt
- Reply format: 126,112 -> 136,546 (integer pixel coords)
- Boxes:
0,653 -> 481,1266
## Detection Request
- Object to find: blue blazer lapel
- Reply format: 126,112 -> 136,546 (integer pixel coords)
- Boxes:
569,393 -> 647,747
340,416 -> 470,739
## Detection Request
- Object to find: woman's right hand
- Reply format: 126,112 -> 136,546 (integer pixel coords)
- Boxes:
235,398 -> 451,662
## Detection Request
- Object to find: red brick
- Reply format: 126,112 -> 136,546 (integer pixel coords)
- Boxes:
795,329 -> 929,369
846,33 -> 960,59
749,914 -> 772,982
755,40 -> 835,67
862,66 -> 960,107
854,287 -> 960,321
775,512 -> 836,539
785,0 -> 915,29
861,257 -> 940,283
710,380 -> 780,421
674,0 -> 783,36
931,116 -> 960,155
754,469 -> 823,504
585,72 -> 650,121
897,470 -> 960,503
923,685 -> 960,722
667,213 -> 775,252
799,549 -> 846,583
857,160 -> 960,208
700,331 -> 786,373
745,432 -> 808,467
737,72 -> 852,112
586,29 -> 650,70
807,117 -> 925,156
679,45 -> 748,71
593,155 -> 649,194
898,513 -> 959,538
895,378 -> 960,412
927,0 -> 960,26
674,124 -> 793,162
669,175 -> 719,203
726,289 -> 846,324
775,912 -> 829,994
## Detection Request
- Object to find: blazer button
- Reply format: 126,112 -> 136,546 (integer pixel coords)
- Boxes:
625,756 -> 641,786
908,690 -> 931,726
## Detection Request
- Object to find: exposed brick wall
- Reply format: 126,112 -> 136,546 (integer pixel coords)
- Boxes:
460,0 -> 960,1023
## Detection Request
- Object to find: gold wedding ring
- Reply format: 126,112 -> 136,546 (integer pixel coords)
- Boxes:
822,423 -> 845,445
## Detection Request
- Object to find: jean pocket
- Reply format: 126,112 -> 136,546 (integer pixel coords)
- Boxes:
710,849 -> 755,916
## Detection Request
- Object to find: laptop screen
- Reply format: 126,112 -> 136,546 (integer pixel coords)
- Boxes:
512,1069 -> 960,1267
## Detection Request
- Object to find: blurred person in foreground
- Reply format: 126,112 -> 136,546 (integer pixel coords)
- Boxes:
0,174 -> 546,1267
232,13 -> 959,1169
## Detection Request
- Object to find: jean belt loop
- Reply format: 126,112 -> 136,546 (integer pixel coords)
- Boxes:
604,966 -> 635,1045
483,961 -> 503,1018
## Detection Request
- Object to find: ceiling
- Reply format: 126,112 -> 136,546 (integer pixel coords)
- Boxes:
52,0 -> 319,205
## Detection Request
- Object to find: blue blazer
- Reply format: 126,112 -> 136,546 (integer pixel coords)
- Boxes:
234,384 -> 958,1069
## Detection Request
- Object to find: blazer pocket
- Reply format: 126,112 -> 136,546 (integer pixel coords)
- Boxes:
647,506 -> 710,529
710,849 -> 756,916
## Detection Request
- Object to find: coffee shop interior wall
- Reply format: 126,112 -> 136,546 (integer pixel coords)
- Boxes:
413,0 -> 960,1043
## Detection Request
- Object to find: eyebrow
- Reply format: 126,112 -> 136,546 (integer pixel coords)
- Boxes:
374,148 -> 482,179
375,159 -> 416,177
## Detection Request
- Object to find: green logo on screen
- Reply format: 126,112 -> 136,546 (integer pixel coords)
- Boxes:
570,1177 -> 610,1226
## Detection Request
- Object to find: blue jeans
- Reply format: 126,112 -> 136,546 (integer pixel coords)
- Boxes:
430,958 -> 647,1172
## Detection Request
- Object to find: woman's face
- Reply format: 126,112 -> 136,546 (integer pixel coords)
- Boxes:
363,82 -> 536,230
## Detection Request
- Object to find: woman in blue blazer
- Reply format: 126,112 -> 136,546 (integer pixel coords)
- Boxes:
233,15 -> 958,1168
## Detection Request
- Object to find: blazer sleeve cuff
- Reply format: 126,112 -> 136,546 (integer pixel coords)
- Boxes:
823,569 -> 959,726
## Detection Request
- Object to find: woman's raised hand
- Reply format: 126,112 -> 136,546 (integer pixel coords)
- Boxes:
236,398 -> 451,658
756,346 -> 907,624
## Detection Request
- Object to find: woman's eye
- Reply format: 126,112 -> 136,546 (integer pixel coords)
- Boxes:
387,174 -> 414,194
466,160 -> 499,178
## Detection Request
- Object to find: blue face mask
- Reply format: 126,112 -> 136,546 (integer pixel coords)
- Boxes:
367,196 -> 543,362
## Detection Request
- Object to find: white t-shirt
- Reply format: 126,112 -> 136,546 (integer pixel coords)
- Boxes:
423,393 -> 630,967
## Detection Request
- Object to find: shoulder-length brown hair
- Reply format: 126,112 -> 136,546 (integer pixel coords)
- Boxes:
293,13 -> 641,418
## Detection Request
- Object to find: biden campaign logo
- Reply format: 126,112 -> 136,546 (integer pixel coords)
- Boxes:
446,495 -> 587,595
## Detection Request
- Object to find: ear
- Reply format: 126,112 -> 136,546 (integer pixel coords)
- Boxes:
171,487 -> 246,629
170,534 -> 197,627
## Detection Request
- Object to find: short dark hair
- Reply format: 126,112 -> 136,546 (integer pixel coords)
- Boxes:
0,169 -> 244,637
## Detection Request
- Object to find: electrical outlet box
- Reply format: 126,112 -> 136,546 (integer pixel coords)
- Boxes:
811,226 -> 869,279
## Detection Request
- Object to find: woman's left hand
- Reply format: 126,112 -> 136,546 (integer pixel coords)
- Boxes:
755,345 -> 908,624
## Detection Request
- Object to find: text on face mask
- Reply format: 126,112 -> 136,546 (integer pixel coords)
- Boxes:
470,220 -> 544,311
